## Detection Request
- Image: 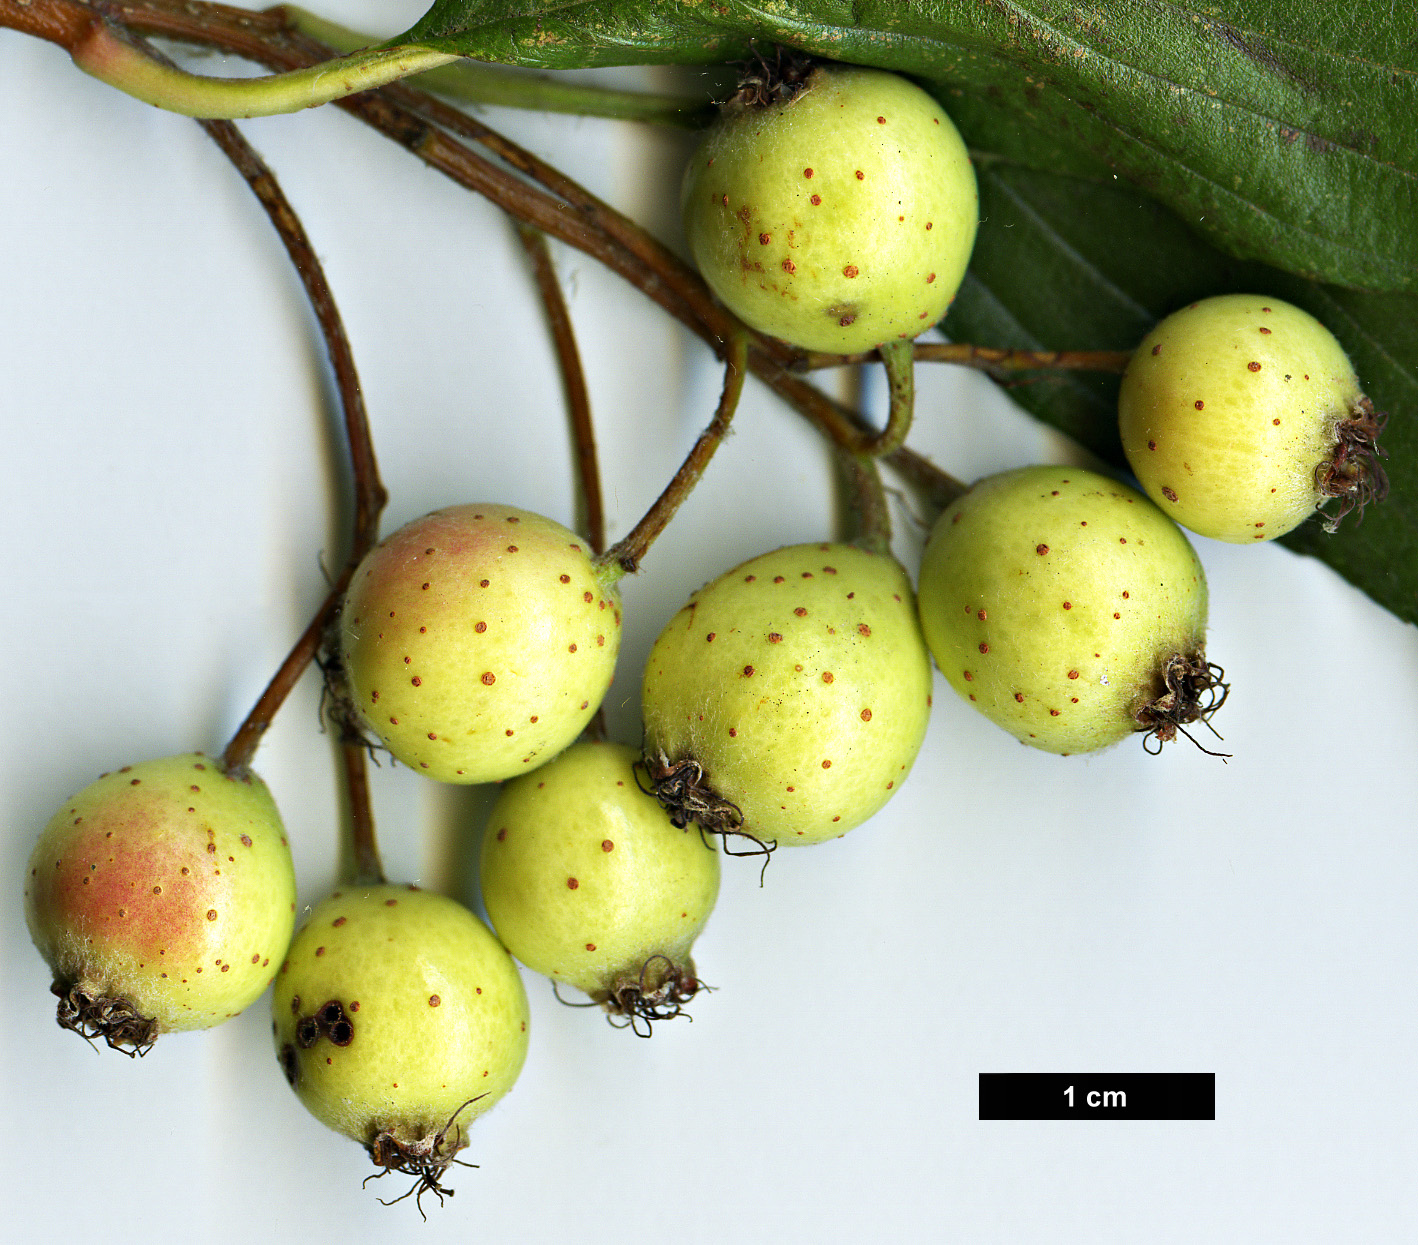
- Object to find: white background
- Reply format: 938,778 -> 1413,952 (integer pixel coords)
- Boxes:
3,5 -> 1417,1241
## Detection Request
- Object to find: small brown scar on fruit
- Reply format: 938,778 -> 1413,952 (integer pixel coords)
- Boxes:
979,642 -> 989,654
482,672 -> 496,685
823,672 -> 835,683
844,264 -> 859,278
1151,343 -> 1162,355
858,624 -> 871,635
759,232 -> 771,245
601,840 -> 614,852
1194,400 -> 1204,409
1037,544 -> 1049,555
1273,418 -> 1281,425
861,709 -> 872,721
1162,487 -> 1179,502
768,633 -> 783,643
567,877 -> 579,890
1248,361 -> 1262,371
782,259 -> 796,273
822,760 -> 832,769
1148,440 -> 1157,450
743,665 -> 755,677
1014,692 -> 1024,702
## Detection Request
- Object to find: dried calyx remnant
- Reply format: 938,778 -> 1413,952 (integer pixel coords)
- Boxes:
726,43 -> 816,109
1317,397 -> 1389,532
1134,653 -> 1230,757
52,981 -> 158,1056
638,753 -> 775,859
600,954 -> 704,1038
363,1097 -> 486,1219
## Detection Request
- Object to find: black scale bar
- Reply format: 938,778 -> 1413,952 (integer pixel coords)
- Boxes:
979,1073 -> 1215,1120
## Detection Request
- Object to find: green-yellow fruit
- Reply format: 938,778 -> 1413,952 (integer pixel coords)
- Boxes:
339,504 -> 621,783
273,885 -> 529,1181
917,467 -> 1217,755
24,753 -> 296,1049
682,64 -> 977,353
641,543 -> 933,845
1119,294 -> 1382,542
482,741 -> 719,1023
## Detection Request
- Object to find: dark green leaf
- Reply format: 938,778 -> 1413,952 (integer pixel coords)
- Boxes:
401,0 -> 1418,292
943,154 -> 1417,624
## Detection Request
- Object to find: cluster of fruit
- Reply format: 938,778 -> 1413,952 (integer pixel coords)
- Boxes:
21,58 -> 1384,1208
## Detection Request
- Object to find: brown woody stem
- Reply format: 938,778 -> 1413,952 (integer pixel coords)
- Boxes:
516,224 -> 605,555
339,738 -> 385,885
798,342 -> 1134,374
114,49 -> 386,772
598,332 -> 749,582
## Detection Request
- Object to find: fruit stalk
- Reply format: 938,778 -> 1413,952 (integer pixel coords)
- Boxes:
836,449 -> 893,557
516,224 -> 604,555
339,740 -> 386,886
181,72 -> 386,773
599,331 -> 749,579
798,343 -> 1134,375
